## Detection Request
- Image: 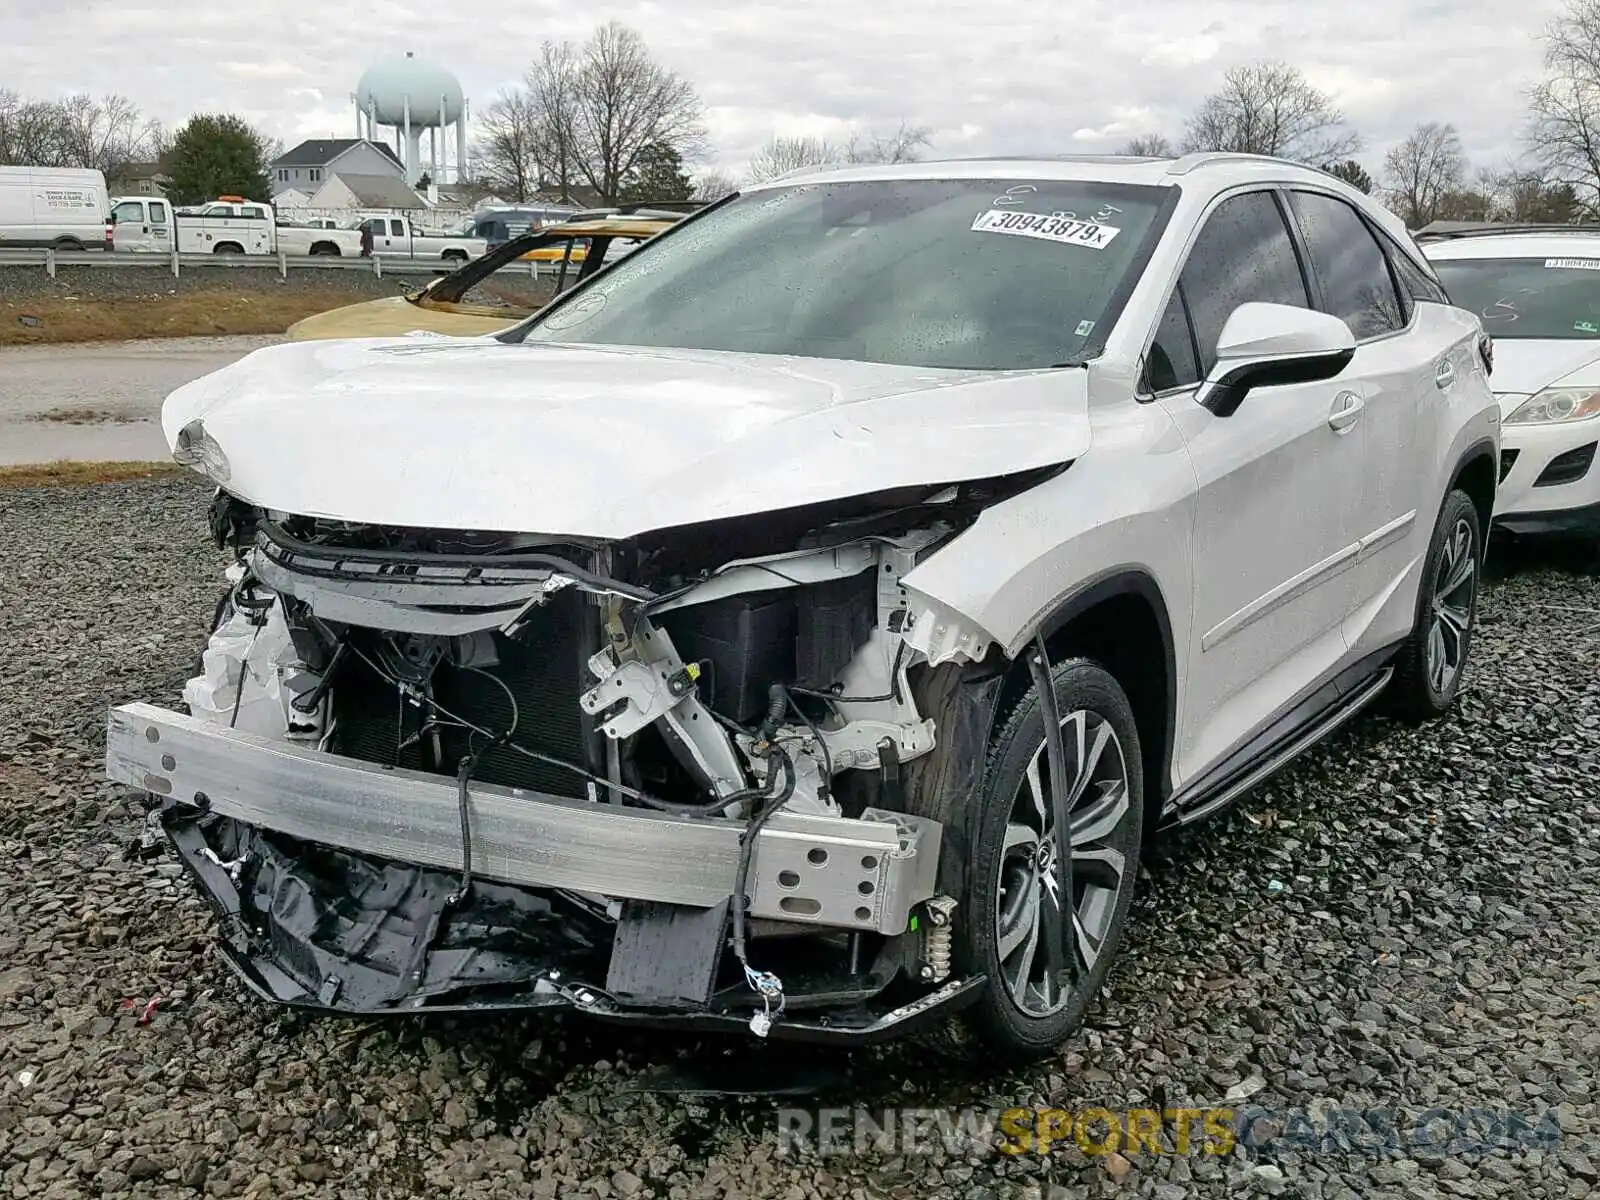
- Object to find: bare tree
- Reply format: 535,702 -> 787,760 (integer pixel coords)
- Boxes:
746,123 -> 930,183
56,93 -> 158,174
747,135 -> 841,182
844,121 -> 932,164
1527,0 -> 1600,215
526,40 -> 582,201
0,91 -> 158,171
568,21 -> 705,203
476,87 -> 541,201
2,98 -> 70,166
1118,133 -> 1173,156
1482,163 -> 1583,221
1382,122 -> 1468,227
1181,61 -> 1360,163
691,169 -> 739,201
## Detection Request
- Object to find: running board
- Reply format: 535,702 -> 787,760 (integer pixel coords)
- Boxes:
1166,667 -> 1392,828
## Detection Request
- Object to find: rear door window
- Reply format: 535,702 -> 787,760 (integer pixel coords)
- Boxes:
1387,239 -> 1451,306
1286,190 -> 1406,339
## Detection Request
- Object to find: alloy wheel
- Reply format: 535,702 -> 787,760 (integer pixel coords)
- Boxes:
1425,516 -> 1476,695
995,708 -> 1135,1018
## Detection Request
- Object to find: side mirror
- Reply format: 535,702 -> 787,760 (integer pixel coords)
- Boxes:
1197,302 -> 1356,418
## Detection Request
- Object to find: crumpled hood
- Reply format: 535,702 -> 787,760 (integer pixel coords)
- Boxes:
1487,339 -> 1600,397
161,336 -> 1091,538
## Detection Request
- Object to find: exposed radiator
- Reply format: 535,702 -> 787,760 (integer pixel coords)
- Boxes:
330,590 -> 598,799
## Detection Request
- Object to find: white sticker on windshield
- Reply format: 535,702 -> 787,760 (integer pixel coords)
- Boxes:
1544,257 -> 1600,270
970,209 -> 1121,249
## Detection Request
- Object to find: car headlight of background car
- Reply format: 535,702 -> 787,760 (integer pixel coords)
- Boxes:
1505,387 -> 1600,425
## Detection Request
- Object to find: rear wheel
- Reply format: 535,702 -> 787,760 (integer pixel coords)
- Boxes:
933,658 -> 1145,1063
1383,487 -> 1482,721
442,250 -> 468,263
213,242 -> 244,256
309,242 -> 340,256
52,237 -> 85,252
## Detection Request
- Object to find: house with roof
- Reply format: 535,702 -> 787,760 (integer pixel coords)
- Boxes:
269,139 -> 406,197
307,173 -> 428,212
107,161 -> 172,198
269,138 -> 426,213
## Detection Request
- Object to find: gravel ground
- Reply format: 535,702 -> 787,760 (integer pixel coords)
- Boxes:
0,476 -> 1596,1200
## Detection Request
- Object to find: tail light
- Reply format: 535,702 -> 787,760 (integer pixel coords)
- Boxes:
1478,332 -> 1493,376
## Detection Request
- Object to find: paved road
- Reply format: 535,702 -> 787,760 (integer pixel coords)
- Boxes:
0,335 -> 279,466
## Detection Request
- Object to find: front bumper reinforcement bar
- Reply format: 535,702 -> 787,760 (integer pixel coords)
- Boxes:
106,703 -> 941,935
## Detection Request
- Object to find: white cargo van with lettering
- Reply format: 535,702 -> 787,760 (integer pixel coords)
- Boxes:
0,167 -> 110,250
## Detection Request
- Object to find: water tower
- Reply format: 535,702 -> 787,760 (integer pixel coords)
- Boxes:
353,52 -> 467,188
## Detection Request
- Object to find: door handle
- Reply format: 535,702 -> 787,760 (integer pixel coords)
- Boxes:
1328,390 -> 1364,432
1435,357 -> 1457,390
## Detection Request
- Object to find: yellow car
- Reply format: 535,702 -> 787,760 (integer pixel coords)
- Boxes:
285,214 -> 684,341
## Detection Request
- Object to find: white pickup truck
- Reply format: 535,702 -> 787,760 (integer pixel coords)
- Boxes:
110,197 -> 364,256
355,215 -> 485,262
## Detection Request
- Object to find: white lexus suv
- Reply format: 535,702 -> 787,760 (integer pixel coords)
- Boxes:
1423,227 -> 1600,543
107,153 -> 1499,1062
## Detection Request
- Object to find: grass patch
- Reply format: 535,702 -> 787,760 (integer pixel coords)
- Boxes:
0,289 -> 372,347
0,460 -> 182,488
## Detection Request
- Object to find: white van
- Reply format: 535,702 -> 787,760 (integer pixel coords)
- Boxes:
0,167 -> 110,250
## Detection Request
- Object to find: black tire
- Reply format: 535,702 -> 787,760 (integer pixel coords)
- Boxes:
442,250 -> 468,263
309,242 -> 340,256
931,657 -> 1145,1064
1383,487 -> 1482,722
53,238 -> 84,252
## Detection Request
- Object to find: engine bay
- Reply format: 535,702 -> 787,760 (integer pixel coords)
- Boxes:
114,477 -> 1045,1034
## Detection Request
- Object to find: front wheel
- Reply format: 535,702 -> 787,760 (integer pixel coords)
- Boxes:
937,658 -> 1145,1063
1383,488 -> 1482,722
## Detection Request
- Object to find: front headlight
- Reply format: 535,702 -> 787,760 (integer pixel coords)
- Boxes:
1504,387 -> 1600,425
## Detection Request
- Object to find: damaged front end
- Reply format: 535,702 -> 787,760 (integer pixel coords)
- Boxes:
106,475 -> 1047,1041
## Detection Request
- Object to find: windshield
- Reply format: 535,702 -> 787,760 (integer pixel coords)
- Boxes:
1432,255 -> 1600,339
507,178 -> 1172,369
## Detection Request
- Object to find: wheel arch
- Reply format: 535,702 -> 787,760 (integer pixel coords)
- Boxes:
1448,436 -> 1498,538
1000,569 -> 1178,825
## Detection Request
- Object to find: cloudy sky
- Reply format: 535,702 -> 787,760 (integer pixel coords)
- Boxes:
0,0 -> 1568,181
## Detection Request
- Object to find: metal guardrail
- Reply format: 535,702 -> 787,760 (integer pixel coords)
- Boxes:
0,248 -> 463,279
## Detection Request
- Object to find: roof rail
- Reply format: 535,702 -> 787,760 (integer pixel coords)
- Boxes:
1414,222 -> 1600,241
1164,151 -> 1294,176
928,153 -> 1174,164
